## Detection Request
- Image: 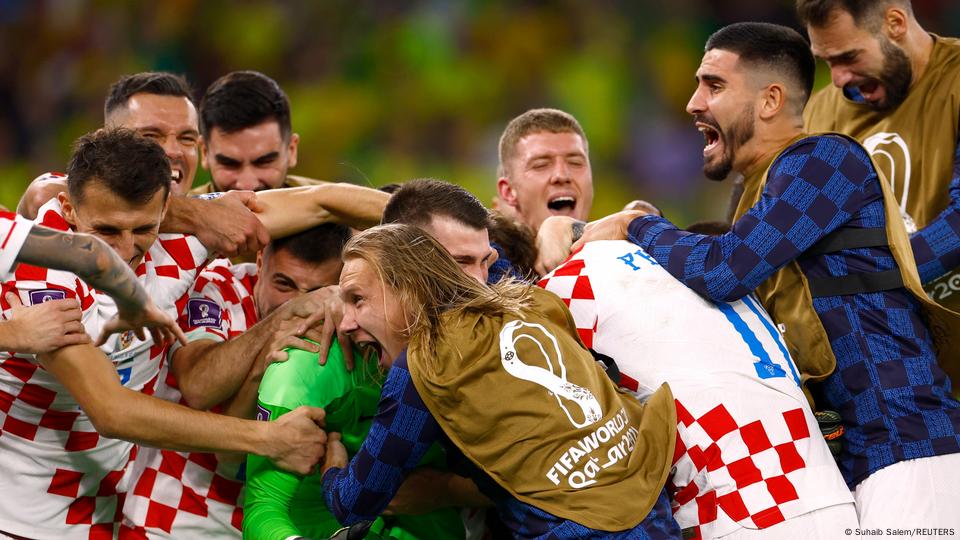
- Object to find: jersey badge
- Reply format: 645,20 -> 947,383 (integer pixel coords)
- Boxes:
28,289 -> 65,305
187,298 -> 222,328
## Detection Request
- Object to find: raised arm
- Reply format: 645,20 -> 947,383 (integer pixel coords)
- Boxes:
16,225 -> 184,345
910,136 -> 960,284
255,183 -> 389,237
38,342 -> 327,475
581,137 -> 877,303
16,174 -> 66,219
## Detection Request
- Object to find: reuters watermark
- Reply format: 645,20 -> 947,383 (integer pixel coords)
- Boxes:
844,528 -> 956,537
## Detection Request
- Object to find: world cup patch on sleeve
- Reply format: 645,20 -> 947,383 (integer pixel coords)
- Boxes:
29,289 -> 66,305
256,404 -> 270,422
187,298 -> 222,328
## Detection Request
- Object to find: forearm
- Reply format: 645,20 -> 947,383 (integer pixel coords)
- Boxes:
627,215 -> 756,302
256,184 -> 389,237
17,175 -> 66,219
159,195 -> 202,234
910,142 -> 960,283
220,366 -> 264,420
40,344 -> 271,454
17,226 -> 148,313
174,321 -> 277,409
322,357 -> 440,523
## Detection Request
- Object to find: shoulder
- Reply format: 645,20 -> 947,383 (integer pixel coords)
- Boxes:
151,233 -> 208,271
772,133 -> 870,170
34,198 -> 71,231
260,342 -> 359,409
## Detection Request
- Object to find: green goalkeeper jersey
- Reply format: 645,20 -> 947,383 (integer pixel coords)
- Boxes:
243,342 -> 465,540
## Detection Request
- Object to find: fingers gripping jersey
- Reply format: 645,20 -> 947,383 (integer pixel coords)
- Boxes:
0,197 -> 208,540
539,241 -> 852,540
0,211 -> 33,279
121,260 -> 258,539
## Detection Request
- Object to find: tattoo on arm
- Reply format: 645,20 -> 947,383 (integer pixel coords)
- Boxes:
17,226 -> 148,310
571,221 -> 586,242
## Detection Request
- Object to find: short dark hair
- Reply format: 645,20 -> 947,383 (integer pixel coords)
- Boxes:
705,22 -> 816,114
488,212 -> 537,278
268,222 -> 352,265
104,72 -> 194,118
67,128 -> 171,205
199,71 -> 292,140
382,178 -> 490,231
796,0 -> 911,31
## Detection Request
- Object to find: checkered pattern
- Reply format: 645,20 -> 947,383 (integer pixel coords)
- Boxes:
0,211 -> 32,279
627,135 -> 960,488
0,195 -> 208,539
911,138 -> 960,283
322,351 -> 681,537
540,240 -> 852,538
122,260 -> 256,539
669,402 -> 812,539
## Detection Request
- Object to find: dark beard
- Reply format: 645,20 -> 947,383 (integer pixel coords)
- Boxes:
703,104 -> 755,181
871,38 -> 913,111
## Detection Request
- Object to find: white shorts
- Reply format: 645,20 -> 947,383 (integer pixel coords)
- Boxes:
854,453 -> 960,537
715,503 -> 858,539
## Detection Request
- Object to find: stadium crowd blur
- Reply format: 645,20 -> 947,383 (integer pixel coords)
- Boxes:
2,1 -> 954,217
3,1 -> 960,539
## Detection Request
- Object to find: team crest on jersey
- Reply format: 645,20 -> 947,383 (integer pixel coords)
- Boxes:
119,330 -> 135,351
28,289 -> 65,305
187,299 -> 222,328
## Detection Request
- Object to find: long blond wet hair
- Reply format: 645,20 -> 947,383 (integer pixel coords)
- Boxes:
342,223 -> 531,355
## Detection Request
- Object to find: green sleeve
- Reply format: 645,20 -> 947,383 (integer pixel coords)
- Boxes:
244,341 -> 357,540
243,403 -> 303,540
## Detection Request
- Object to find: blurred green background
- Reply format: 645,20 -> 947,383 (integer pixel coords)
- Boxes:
2,0 -> 959,225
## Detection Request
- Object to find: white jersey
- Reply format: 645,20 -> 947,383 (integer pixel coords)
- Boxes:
0,211 -> 32,279
540,241 -> 851,540
0,197 -> 208,540
121,260 -> 256,539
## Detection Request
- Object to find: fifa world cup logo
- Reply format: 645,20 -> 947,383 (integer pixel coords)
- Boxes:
499,320 -> 603,429
199,304 -> 210,318
863,132 -> 917,233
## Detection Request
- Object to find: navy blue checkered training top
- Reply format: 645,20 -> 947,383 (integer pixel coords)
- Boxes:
321,351 -> 681,539
627,134 -> 960,488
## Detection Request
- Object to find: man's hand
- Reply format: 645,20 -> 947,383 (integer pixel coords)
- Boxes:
320,432 -> 349,477
571,209 -> 648,252
97,299 -> 187,347
258,315 -> 323,371
275,286 -> 355,370
191,191 -> 270,258
3,293 -> 91,352
264,406 -> 327,475
535,216 -> 581,276
622,199 -> 662,216
17,177 -> 66,219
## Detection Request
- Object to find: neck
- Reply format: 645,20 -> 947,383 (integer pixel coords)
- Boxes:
737,123 -> 804,177
901,21 -> 935,84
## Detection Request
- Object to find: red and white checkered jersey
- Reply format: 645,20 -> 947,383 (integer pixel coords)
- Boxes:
539,241 -> 852,540
122,259 -> 258,539
0,211 -> 32,279
0,196 -> 208,540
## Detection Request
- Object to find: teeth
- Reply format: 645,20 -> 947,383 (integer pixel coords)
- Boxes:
171,170 -> 182,181
551,196 -> 575,204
